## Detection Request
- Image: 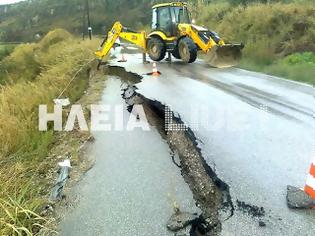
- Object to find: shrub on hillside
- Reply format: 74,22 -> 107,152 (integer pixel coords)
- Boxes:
283,52 -> 315,65
195,2 -> 315,64
38,28 -> 72,50
265,61 -> 315,84
0,43 -> 40,83
0,44 -> 15,61
0,29 -> 73,84
0,29 -> 98,234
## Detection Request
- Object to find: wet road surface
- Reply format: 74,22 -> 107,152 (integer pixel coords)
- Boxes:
59,77 -> 199,236
109,53 -> 315,235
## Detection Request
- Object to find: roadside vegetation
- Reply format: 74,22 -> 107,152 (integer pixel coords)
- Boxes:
0,0 -> 313,234
0,44 -> 15,61
1,0 -> 313,84
192,1 -> 315,84
0,0 -> 155,42
0,29 -> 98,235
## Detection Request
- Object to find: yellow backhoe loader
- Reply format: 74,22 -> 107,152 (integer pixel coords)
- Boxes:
95,2 -> 244,68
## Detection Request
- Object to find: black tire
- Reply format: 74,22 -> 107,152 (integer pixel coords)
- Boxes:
172,46 -> 181,59
178,37 -> 197,63
147,37 -> 166,61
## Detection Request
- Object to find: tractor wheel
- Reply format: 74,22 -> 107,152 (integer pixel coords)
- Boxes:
178,37 -> 197,63
147,37 -> 166,61
172,46 -> 181,59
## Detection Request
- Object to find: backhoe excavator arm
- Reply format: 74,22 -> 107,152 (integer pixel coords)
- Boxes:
95,21 -> 146,60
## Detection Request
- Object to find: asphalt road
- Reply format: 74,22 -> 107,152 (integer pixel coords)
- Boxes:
110,53 -> 315,235
59,77 -> 199,236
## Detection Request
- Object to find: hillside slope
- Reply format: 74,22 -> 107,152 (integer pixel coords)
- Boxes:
192,1 -> 315,83
1,0 -> 314,84
0,0 -> 162,42
0,29 -> 98,235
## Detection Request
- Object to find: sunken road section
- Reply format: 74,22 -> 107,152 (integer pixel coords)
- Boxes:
104,65 -> 236,235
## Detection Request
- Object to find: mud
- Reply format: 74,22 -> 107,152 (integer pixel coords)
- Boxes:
236,200 -> 265,218
140,97 -> 236,235
167,210 -> 198,231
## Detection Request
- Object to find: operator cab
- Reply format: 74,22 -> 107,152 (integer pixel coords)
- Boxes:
151,2 -> 191,37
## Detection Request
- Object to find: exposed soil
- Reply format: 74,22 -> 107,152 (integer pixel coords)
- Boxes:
129,94 -> 223,236
236,200 -> 265,218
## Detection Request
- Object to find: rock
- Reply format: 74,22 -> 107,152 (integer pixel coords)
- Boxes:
40,204 -> 54,216
35,33 -> 41,40
167,210 -> 198,231
286,185 -> 315,209
174,226 -> 191,236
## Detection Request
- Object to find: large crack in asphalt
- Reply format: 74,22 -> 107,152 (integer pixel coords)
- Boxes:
102,65 -> 236,236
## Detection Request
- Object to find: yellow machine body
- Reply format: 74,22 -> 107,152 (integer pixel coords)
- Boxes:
95,2 -> 244,67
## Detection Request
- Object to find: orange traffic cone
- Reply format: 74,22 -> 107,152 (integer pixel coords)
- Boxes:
118,53 -> 127,62
305,160 -> 315,200
151,62 -> 160,76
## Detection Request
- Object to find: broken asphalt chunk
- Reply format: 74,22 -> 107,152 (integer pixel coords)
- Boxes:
286,185 -> 315,209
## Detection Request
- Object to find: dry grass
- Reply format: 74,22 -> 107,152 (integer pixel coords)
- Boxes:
0,29 -> 98,235
0,29 -> 73,84
0,184 -> 47,236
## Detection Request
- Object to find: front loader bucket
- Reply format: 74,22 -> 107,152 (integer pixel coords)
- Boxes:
205,44 -> 244,68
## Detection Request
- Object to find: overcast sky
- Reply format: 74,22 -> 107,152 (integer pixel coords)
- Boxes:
0,0 -> 26,5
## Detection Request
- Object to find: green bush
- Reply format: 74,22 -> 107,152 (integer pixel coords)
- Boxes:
0,44 -> 15,61
283,52 -> 315,65
194,2 -> 315,61
240,52 -> 315,84
265,61 -> 315,84
194,1 -> 315,83
265,52 -> 315,84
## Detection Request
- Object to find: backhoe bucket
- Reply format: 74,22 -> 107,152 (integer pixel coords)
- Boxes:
205,44 -> 244,68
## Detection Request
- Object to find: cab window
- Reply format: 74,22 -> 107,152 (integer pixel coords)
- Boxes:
152,8 -> 157,30
173,6 -> 191,24
157,7 -> 172,36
